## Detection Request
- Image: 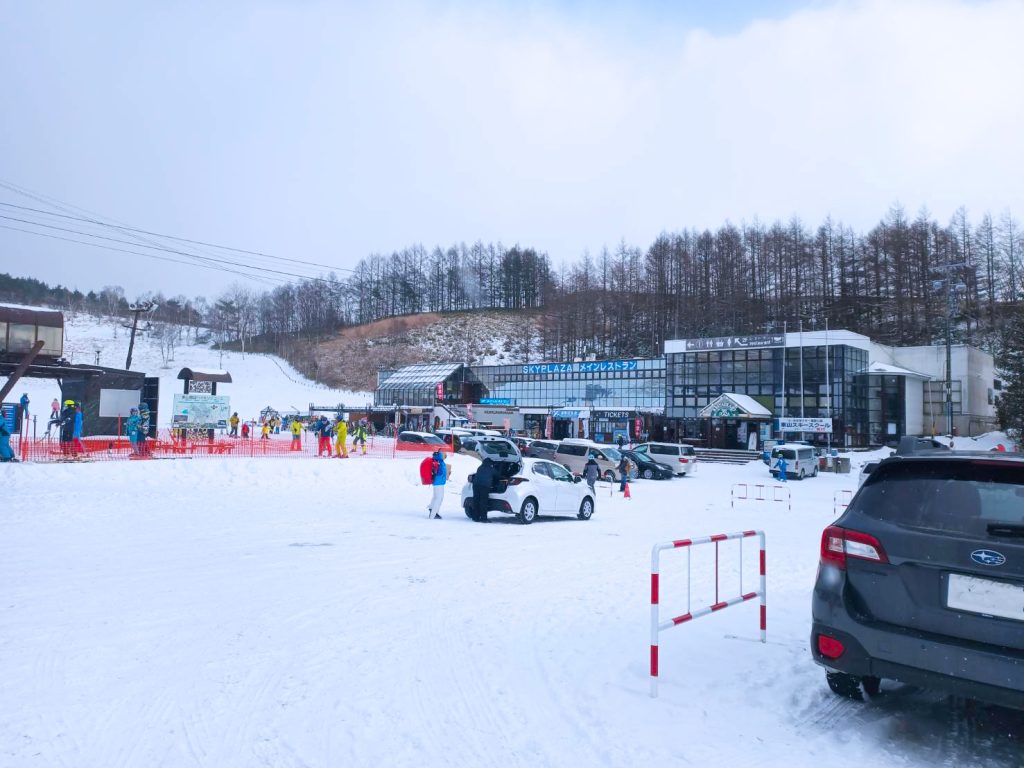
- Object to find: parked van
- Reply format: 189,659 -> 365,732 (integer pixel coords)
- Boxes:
770,443 -> 819,480
633,442 -> 698,477
555,439 -> 622,480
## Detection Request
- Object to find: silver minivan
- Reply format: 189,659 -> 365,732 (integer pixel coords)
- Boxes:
633,442 -> 697,477
770,443 -> 819,480
555,439 -> 622,480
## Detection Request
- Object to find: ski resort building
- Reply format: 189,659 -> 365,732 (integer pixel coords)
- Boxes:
373,328 -> 999,448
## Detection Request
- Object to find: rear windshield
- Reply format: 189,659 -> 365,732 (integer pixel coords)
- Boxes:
533,441 -> 556,450
772,448 -> 796,460
855,460 -> 1024,536
479,441 -> 516,457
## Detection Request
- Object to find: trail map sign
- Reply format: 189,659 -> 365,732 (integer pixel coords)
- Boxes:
778,417 -> 832,434
172,394 -> 230,428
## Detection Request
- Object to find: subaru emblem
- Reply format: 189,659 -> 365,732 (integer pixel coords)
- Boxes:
971,549 -> 1006,567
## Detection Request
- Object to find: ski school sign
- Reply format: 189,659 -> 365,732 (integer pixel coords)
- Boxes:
778,417 -> 832,434
522,360 -> 638,375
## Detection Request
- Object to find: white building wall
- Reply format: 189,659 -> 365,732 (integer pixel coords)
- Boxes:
871,344 -> 997,436
904,378 -> 925,435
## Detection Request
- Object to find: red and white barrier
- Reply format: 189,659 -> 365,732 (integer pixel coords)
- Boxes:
650,530 -> 766,698
833,489 -> 853,516
730,483 -> 791,512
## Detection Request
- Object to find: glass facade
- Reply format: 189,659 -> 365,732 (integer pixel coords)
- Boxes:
374,363 -> 483,407
473,359 -> 665,410
858,374 -> 907,445
666,344 -> 868,444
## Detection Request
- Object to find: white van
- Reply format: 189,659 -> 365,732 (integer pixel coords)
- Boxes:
633,442 -> 698,477
555,439 -> 623,480
770,443 -> 819,480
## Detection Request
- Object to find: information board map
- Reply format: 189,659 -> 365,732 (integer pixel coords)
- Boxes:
172,394 -> 231,428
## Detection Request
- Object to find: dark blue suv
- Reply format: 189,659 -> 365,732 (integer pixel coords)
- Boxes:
811,453 -> 1024,709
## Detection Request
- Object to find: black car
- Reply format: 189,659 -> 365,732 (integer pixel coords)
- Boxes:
811,452 -> 1024,709
619,449 -> 674,480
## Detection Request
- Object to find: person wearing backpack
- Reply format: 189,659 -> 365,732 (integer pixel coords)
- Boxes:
421,447 -> 447,519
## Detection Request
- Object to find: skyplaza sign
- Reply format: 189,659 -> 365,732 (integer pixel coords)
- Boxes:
522,360 -> 639,375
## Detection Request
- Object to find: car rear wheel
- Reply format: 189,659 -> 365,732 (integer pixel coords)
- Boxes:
812,465 -> 819,478
798,469 -> 806,480
518,497 -> 538,524
861,675 -> 881,697
642,468 -> 654,480
577,497 -> 594,520
825,671 -> 863,700
463,501 -> 475,520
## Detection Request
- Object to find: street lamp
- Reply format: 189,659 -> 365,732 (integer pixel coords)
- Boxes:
931,264 -> 968,436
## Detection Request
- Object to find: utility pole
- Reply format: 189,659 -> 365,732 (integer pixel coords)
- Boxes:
932,264 -> 967,436
125,300 -> 156,370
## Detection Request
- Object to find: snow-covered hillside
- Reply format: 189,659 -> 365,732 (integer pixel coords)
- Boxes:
6,312 -> 371,424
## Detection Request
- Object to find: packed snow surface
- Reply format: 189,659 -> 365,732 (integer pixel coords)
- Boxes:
2,455 -> 1020,767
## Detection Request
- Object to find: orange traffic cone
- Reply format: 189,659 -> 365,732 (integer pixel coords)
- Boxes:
623,481 -> 631,499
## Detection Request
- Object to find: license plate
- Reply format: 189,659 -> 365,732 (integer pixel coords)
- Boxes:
947,573 -> 1024,622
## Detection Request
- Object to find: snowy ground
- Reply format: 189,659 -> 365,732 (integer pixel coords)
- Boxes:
2,455 -> 1020,768
9,312 -> 371,426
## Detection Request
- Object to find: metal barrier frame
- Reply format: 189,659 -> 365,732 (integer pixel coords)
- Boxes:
730,483 -> 791,511
650,530 -> 766,698
833,489 -> 853,516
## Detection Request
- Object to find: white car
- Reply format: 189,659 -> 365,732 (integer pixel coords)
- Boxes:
460,457 -> 597,524
633,442 -> 698,477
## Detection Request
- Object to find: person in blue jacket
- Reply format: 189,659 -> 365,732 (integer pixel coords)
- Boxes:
427,447 -> 447,520
0,422 -> 16,462
126,408 -> 141,455
776,455 -> 789,482
72,404 -> 84,453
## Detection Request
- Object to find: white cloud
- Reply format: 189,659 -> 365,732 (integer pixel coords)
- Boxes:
1,0 -> 1021,293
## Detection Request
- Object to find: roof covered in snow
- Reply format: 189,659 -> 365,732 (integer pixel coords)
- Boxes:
699,392 -> 773,418
858,361 -> 930,379
177,367 -> 232,382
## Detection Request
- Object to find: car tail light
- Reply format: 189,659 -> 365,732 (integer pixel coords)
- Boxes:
678,457 -> 689,464
817,634 -> 845,659
820,525 -> 888,570
507,477 -> 528,486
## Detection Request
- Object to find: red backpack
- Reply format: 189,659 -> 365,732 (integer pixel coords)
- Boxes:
419,456 -> 437,485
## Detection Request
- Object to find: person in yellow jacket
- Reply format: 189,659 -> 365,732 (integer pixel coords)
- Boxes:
228,412 -> 240,437
334,418 -> 349,458
290,418 -> 303,451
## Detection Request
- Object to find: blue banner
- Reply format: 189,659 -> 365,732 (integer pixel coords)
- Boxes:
1,404 -> 19,433
479,398 -> 514,405
522,360 -> 638,375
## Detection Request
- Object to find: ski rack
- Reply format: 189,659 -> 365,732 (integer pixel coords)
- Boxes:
650,530 -> 766,698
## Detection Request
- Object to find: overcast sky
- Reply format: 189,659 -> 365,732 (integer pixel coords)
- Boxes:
1,0 -> 1022,298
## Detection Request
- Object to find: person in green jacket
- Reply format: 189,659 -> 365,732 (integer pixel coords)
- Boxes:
351,421 -> 368,455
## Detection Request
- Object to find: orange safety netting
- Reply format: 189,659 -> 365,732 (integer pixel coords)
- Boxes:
14,431 -> 450,463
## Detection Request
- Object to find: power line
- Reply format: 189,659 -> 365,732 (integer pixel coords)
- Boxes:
0,199 -> 352,273
0,213 -> 348,286
0,178 -> 356,287
0,223 -> 285,287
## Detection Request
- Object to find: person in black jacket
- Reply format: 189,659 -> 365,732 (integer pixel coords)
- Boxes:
471,457 -> 497,523
59,399 -> 76,455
